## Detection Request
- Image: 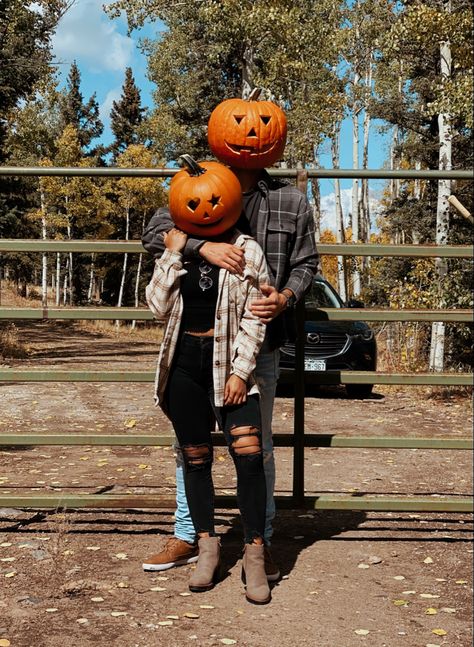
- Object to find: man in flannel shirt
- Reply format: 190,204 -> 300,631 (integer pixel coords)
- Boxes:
142,158 -> 319,583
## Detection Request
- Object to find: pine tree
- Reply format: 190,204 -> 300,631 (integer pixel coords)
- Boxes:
60,61 -> 103,153
109,67 -> 145,161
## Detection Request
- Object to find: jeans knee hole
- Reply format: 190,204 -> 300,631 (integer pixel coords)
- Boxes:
182,444 -> 212,466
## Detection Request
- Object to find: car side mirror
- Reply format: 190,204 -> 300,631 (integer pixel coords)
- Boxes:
347,299 -> 365,308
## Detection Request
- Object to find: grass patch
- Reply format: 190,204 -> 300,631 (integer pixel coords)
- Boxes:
0,322 -> 31,359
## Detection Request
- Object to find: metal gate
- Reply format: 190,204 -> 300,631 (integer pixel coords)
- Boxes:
0,165 -> 472,514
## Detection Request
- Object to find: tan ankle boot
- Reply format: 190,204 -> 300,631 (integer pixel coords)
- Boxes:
242,543 -> 271,604
189,536 -> 221,592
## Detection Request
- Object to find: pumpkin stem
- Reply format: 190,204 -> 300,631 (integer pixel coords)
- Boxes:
178,154 -> 206,176
248,87 -> 262,101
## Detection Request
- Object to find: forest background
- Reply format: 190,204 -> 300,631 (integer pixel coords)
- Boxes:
0,0 -> 472,374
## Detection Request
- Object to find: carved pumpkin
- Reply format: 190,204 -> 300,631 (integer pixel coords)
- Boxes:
207,88 -> 287,169
169,155 -> 242,237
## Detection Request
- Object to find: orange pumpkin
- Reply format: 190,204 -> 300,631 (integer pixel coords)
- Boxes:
207,89 -> 287,169
169,155 -> 242,237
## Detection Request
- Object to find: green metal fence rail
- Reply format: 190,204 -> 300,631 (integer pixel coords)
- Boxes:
1,166 -> 473,515
0,166 -> 473,179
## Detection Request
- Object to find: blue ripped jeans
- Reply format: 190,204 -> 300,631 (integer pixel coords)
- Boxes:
174,349 -> 280,545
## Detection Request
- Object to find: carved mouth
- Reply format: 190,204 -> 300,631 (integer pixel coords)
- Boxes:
225,141 -> 276,156
193,216 -> 224,228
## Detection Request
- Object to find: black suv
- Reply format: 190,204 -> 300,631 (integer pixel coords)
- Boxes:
279,275 -> 377,398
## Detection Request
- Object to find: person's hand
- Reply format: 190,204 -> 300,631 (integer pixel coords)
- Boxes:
224,374 -> 247,406
200,242 -> 245,275
250,284 -> 288,324
163,228 -> 187,252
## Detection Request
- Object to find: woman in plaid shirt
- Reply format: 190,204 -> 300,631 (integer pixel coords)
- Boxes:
146,212 -> 272,604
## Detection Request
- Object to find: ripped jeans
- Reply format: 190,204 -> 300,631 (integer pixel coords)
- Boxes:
165,333 -> 266,544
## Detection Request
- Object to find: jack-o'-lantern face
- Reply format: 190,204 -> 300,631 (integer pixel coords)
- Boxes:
169,155 -> 242,237
207,90 -> 287,169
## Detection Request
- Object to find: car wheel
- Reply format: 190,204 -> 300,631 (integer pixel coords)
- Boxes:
346,383 -> 374,399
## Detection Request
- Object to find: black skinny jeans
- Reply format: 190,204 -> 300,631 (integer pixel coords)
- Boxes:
165,333 -> 267,543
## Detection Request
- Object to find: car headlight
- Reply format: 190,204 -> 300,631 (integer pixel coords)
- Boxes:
360,328 -> 374,341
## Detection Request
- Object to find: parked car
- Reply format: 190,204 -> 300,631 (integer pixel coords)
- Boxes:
279,275 -> 377,398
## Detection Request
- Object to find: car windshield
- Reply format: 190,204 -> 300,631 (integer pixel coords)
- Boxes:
306,281 -> 341,308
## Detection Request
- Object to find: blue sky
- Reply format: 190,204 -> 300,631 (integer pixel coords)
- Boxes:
51,0 -> 390,231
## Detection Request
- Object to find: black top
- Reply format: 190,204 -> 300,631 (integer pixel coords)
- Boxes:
236,187 -> 262,236
181,260 -> 219,332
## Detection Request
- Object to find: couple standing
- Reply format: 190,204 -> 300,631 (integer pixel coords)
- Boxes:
141,94 -> 318,604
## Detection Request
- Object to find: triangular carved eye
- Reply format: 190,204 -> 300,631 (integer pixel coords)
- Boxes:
234,115 -> 244,124
187,198 -> 200,211
260,115 -> 271,125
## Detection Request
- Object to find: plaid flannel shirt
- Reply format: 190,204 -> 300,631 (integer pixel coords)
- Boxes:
142,171 -> 319,348
146,232 -> 269,409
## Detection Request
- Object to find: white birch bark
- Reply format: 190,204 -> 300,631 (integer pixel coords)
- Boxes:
310,154 -> 321,244
55,253 -> 61,306
63,257 -> 69,305
131,213 -> 146,330
429,29 -> 452,372
88,254 -> 95,303
351,101 -> 361,296
242,45 -> 255,99
67,229 -> 73,305
116,204 -> 130,327
39,189 -> 48,308
65,188 -> 73,305
361,52 -> 372,246
413,160 -> 422,244
331,124 -> 347,301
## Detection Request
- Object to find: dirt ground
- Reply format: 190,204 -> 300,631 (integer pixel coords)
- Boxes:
0,319 -> 473,647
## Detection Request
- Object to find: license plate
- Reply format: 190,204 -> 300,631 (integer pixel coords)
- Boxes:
304,358 -> 326,371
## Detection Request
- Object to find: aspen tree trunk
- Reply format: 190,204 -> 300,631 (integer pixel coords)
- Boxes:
390,70 -> 404,202
429,27 -> 452,372
413,160 -> 422,244
116,205 -> 130,327
63,257 -> 69,305
361,52 -> 372,248
242,45 -> 256,99
331,124 -> 347,301
309,154 -> 321,244
63,189 -> 74,305
88,254 -> 95,303
351,102 -> 361,296
67,224 -> 73,306
55,253 -> 61,306
131,213 -> 146,330
40,189 -> 48,308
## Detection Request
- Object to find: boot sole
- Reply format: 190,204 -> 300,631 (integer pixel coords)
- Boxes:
189,565 -> 221,593
245,593 -> 272,605
142,555 -> 198,572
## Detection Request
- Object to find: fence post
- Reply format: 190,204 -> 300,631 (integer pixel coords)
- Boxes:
292,168 -> 309,506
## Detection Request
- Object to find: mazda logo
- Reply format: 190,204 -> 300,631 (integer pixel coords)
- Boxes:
307,332 -> 321,344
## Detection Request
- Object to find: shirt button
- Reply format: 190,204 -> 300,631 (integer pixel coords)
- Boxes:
216,314 -> 221,320
215,360 -> 220,366
215,337 -> 220,343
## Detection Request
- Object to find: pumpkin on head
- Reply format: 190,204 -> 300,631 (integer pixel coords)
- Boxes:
169,155 -> 242,237
207,88 -> 287,169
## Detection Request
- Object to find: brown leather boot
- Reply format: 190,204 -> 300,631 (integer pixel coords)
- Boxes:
242,543 -> 271,604
189,536 -> 221,592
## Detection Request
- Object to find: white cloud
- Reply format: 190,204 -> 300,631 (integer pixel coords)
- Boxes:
320,188 -> 382,232
100,87 -> 121,126
52,0 -> 134,73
